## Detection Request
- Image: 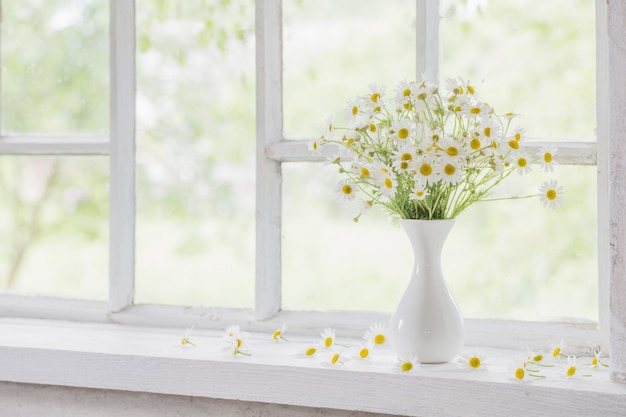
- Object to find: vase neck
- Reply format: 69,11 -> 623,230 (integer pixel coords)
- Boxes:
401,219 -> 454,276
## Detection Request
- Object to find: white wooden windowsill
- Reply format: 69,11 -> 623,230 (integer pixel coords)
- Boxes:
1,318 -> 625,417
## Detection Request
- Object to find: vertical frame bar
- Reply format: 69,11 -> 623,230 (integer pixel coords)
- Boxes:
596,0 -> 610,353
255,0 -> 283,320
416,0 -> 439,81
109,0 -> 136,312
608,0 -> 626,384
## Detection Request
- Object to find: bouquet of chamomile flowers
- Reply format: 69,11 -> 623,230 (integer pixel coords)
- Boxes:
313,77 -> 563,221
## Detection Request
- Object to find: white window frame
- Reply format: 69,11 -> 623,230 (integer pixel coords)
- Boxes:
0,0 -> 621,377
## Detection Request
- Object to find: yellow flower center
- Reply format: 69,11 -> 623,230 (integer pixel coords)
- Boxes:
470,107 -> 481,115
347,138 -> 355,146
515,132 -> 521,141
369,123 -> 377,132
444,164 -> 456,176
517,158 -> 527,168
400,162 -> 409,170
458,86 -> 465,95
484,127 -> 491,138
469,357 -> 481,369
508,140 -> 519,150
420,164 -> 433,176
272,330 -> 282,341
384,177 -> 393,189
181,338 -> 188,345
544,152 -> 553,163
331,353 -> 340,364
515,368 -> 525,380
567,366 -> 576,377
470,139 -> 481,150
403,88 -> 411,97
236,339 -> 243,348
533,354 -> 543,362
553,347 -> 561,357
352,106 -> 358,116
371,92 -> 380,103
342,184 -> 353,195
467,85 -> 475,94
398,128 -> 409,139
305,347 -> 317,356
592,357 -> 598,367
401,152 -> 413,161
446,146 -> 459,157
312,141 -> 318,151
454,105 -> 462,113
546,189 -> 557,201
325,337 -> 333,348
417,92 -> 427,100
374,334 -> 385,345
360,167 -> 370,177
373,105 -> 381,113
401,362 -> 413,372
360,348 -> 369,359
328,123 -> 333,131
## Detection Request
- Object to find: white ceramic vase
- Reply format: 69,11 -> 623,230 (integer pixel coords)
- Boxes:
389,219 -> 464,363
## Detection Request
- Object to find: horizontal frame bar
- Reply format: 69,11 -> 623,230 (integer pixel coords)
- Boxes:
0,135 -> 109,155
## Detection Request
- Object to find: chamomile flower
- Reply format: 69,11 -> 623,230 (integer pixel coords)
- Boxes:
398,356 -> 419,373
461,101 -> 491,119
342,130 -> 361,146
511,126 -> 526,142
591,349 -> 609,369
378,173 -> 397,197
395,79 -> 416,101
353,343 -> 372,360
393,145 -> 417,172
439,160 -> 464,186
564,356 -> 579,378
336,180 -> 357,202
345,97 -> 364,122
467,130 -> 486,152
180,326 -> 196,347
304,345 -> 319,357
351,162 -> 373,180
414,156 -> 438,185
320,328 -> 337,349
539,180 -> 565,210
390,119 -> 413,142
459,349 -> 486,370
539,145 -> 559,173
550,339 -> 566,359
309,139 -> 322,154
319,116 -> 335,141
328,348 -> 346,366
478,119 -> 502,143
527,350 -> 547,365
365,83 -> 384,105
363,323 -> 389,347
513,154 -> 532,175
409,182 -> 429,201
223,325 -> 251,357
437,136 -> 467,162
272,324 -> 288,342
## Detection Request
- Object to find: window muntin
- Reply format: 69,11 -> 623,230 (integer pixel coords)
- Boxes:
134,0 -> 256,307
1,0 -> 109,134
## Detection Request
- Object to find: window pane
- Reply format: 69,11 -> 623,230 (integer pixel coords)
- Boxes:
0,156 -> 109,300
440,0 -> 595,141
283,0 -> 416,139
135,0 -> 255,308
1,0 -> 109,134
283,163 -> 597,321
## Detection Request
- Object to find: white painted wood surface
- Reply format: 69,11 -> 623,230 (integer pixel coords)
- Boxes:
0,135 -> 109,154
416,0 -> 439,81
255,0 -> 283,320
596,0 -> 611,354
608,0 -> 626,384
0,319 -> 623,417
109,0 -> 136,313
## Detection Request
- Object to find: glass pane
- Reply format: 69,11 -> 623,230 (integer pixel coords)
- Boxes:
1,0 -> 109,134
283,0 -> 416,139
0,156 -> 109,300
283,163 -> 597,321
135,0 -> 255,308
440,0 -> 595,141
